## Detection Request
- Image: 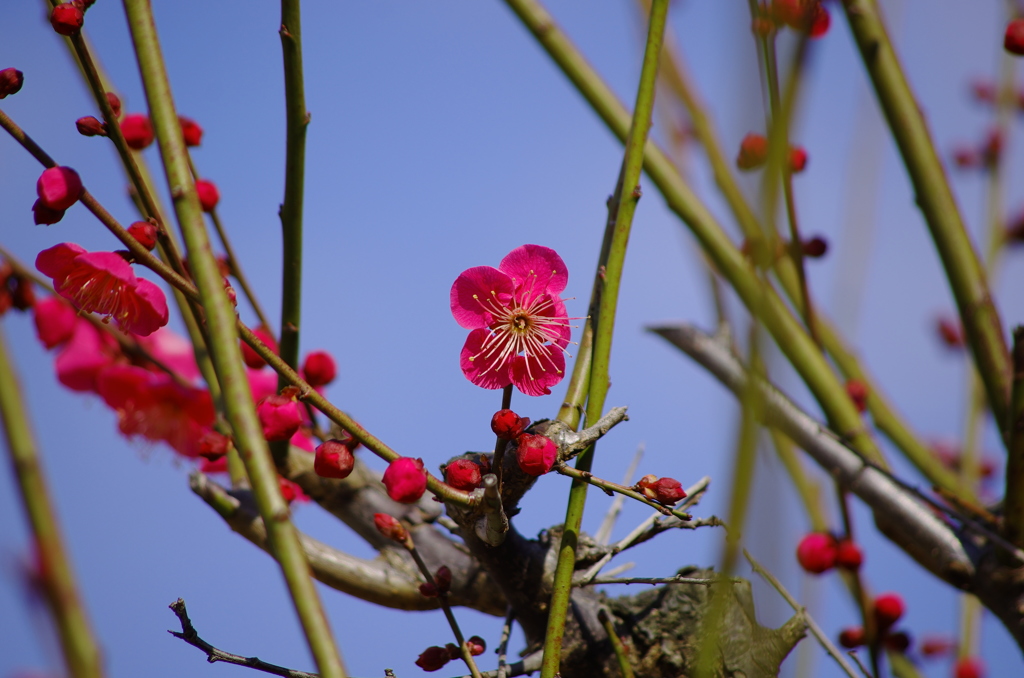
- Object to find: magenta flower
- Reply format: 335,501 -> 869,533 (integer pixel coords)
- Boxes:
36,242 -> 168,336
450,244 -> 571,396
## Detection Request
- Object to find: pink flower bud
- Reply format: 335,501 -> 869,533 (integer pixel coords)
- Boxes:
256,393 -> 302,442
196,179 -> 220,212
33,297 -> 77,349
198,431 -> 230,460
444,459 -> 482,491
373,513 -> 408,543
50,4 -> 84,36
736,133 -> 768,170
382,457 -> 427,503
76,116 -> 106,137
278,476 -> 308,504
838,627 -> 865,649
36,167 -> 82,211
314,439 -> 355,480
434,565 -> 452,594
32,199 -> 65,225
954,656 -> 984,678
491,408 -> 530,439
835,539 -> 863,570
120,114 -> 154,150
873,592 -> 905,630
241,325 -> 277,369
127,221 -> 158,251
415,646 -> 451,672
0,68 -> 24,99
795,532 -> 837,574
302,350 -> 337,387
788,146 -> 808,173
636,475 -> 687,505
466,636 -> 486,656
179,116 -> 203,147
1006,19 -> 1024,56
105,92 -> 122,118
516,433 -> 557,476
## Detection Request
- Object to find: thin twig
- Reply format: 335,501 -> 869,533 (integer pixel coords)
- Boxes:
598,609 -> 634,678
168,599 -> 317,678
744,550 -> 859,678
578,575 -> 717,587
595,443 -> 645,545
552,463 -> 692,523
496,608 -> 514,678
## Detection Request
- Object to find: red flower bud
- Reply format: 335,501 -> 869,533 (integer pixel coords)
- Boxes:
10,276 -> 35,311
838,627 -> 865,649
33,296 -> 77,349
314,439 -> 355,480
0,68 -> 24,99
736,133 -> 768,170
415,646 -> 451,672
971,80 -> 996,104
179,116 -> 203,147
954,147 -> 980,169
241,325 -> 278,369
198,431 -> 231,460
302,350 -> 337,387
796,532 -> 837,574
444,459 -> 483,491
919,635 -> 956,657
278,476 -> 308,504
936,316 -> 964,348
845,379 -> 868,413
873,592 -> 905,631
801,236 -> 828,258
434,565 -> 452,594
37,167 -> 83,211
516,433 -> 557,476
418,582 -> 438,597
466,636 -> 486,656
50,3 -> 84,36
76,116 -> 106,137
636,474 -> 687,505
105,92 -> 122,118
884,631 -> 911,653
382,457 -> 427,503
373,513 -> 408,543
1006,19 -> 1024,56
256,393 -> 302,442
32,199 -> 65,225
788,146 -> 808,173
127,221 -> 158,251
491,408 -> 530,439
196,179 -> 220,212
120,114 -> 154,150
954,656 -> 985,678
835,539 -> 863,571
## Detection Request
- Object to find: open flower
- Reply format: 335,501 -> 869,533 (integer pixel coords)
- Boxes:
450,244 -> 571,396
36,242 -> 168,336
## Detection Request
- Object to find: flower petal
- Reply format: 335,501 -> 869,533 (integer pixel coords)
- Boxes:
121,277 -> 169,336
499,244 -> 568,300
460,328 -> 512,390
450,266 -> 514,329
35,242 -> 87,280
509,343 -> 565,396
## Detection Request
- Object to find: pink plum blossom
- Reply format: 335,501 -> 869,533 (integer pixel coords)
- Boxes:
36,242 -> 168,336
33,296 -> 78,349
54,319 -> 123,392
450,244 -> 571,396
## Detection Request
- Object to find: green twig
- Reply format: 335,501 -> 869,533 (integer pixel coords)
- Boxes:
598,609 -> 634,678
0,323 -> 105,678
843,0 -> 1012,434
120,2 -> 346,675
538,3 -> 668,676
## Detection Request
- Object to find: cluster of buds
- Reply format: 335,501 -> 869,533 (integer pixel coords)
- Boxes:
735,133 -> 808,174
415,637 -> 487,672
634,474 -> 687,506
34,166 -> 83,225
952,129 -> 1003,170
751,0 -> 830,38
490,408 -> 558,477
418,565 -> 452,598
795,532 -> 863,574
838,593 -> 910,654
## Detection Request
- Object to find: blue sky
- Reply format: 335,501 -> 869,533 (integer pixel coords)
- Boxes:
1,1 -> 1023,676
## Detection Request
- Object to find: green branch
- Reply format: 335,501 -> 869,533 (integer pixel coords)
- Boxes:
842,0 -> 1012,434
120,2 -> 345,675
539,2 -> 668,676
0,323 -> 104,678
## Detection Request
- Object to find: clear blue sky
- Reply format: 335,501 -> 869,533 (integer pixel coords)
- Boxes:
1,1 -> 1022,676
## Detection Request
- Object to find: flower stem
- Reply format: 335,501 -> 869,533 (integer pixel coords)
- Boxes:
0,323 -> 105,678
539,3 -> 668,676
492,385 -> 513,489
843,0 -> 1012,435
551,462 -> 692,523
120,2 -> 346,676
